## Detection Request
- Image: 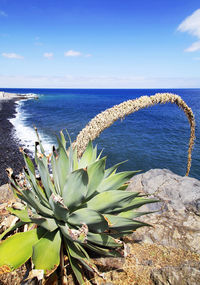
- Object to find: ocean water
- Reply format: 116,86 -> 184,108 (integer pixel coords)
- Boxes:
2,88 -> 200,179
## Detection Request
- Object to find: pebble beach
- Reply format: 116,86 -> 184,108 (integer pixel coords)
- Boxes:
0,92 -> 38,185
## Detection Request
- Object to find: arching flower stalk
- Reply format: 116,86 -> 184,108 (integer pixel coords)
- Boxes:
73,93 -> 195,176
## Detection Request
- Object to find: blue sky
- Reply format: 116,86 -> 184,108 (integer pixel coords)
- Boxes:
0,0 -> 200,88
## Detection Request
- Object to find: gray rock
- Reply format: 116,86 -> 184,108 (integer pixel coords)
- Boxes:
127,169 -> 200,253
150,262 -> 200,285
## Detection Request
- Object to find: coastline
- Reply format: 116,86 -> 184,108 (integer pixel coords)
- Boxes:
0,92 -> 38,185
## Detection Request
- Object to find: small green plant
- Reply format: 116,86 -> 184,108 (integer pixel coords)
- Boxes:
0,130 -> 156,284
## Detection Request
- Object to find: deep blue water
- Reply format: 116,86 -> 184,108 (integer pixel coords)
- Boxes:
1,88 -> 200,179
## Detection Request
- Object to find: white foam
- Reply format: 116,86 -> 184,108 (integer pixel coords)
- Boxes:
9,100 -> 54,157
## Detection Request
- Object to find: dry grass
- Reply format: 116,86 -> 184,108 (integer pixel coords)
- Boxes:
88,242 -> 200,285
73,93 -> 195,176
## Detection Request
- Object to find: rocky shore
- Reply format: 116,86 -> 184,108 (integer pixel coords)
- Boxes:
0,92 -> 38,185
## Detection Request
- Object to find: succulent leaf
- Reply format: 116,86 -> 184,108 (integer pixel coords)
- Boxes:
78,140 -> 94,168
37,157 -> 55,199
85,242 -> 122,257
66,246 -> 86,285
86,157 -> 106,198
97,170 -> 140,192
118,210 -> 154,219
51,136 -> 69,193
87,232 -> 123,247
24,169 -> 50,207
62,169 -> 88,209
6,207 -> 31,223
49,193 -> 69,222
104,160 -> 128,178
0,221 -> 25,241
103,214 -> 150,232
0,229 -> 45,273
32,230 -> 61,274
67,208 -> 108,233
86,190 -> 139,213
21,189 -> 54,217
115,197 -> 159,213
30,215 -> 58,232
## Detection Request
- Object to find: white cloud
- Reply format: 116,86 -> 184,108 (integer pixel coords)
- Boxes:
0,74 -> 199,88
43,52 -> 53,59
185,41 -> 200,52
2,53 -> 24,59
85,54 -> 92,57
64,50 -> 82,57
0,10 -> 7,17
178,9 -> 200,52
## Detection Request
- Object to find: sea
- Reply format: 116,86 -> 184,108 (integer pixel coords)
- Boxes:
1,88 -> 200,180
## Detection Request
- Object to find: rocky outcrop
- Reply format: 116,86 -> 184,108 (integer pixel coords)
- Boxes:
150,262 -> 200,285
127,168 -> 200,254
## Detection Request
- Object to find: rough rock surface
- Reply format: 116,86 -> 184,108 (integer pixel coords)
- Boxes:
150,262 -> 200,285
127,169 -> 200,254
126,168 -> 200,284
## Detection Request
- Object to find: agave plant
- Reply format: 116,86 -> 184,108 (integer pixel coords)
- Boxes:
0,130 -> 156,284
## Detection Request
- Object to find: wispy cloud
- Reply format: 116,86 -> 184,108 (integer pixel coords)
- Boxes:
0,10 -> 7,17
43,52 -> 53,59
177,9 -> 200,52
185,41 -> 200,52
0,75 -> 199,88
64,50 -> 82,57
2,53 -> 24,59
85,54 -> 92,57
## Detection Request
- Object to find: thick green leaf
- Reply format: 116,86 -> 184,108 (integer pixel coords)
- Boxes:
59,223 -> 87,244
49,194 -> 69,222
86,157 -> 106,199
64,239 -> 87,260
30,215 -> 58,232
23,169 -> 50,207
78,141 -> 94,168
59,130 -> 67,149
97,170 -> 139,192
51,136 -> 69,194
73,147 -> 79,170
32,230 -> 61,274
85,243 -> 122,257
0,221 -> 25,240
35,127 -> 45,155
7,207 -> 31,223
21,189 -> 54,217
23,152 -> 35,175
118,210 -> 154,219
62,169 -> 88,210
37,157 -> 55,199
66,246 -> 86,285
87,232 -> 122,248
114,197 -> 159,214
104,160 -> 128,178
0,229 -> 45,272
86,190 -> 139,213
66,239 -> 100,276
68,208 -> 108,233
104,214 -> 150,231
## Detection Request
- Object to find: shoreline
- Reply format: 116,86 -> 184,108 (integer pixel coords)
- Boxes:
0,92 -> 38,185
0,91 -> 38,101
